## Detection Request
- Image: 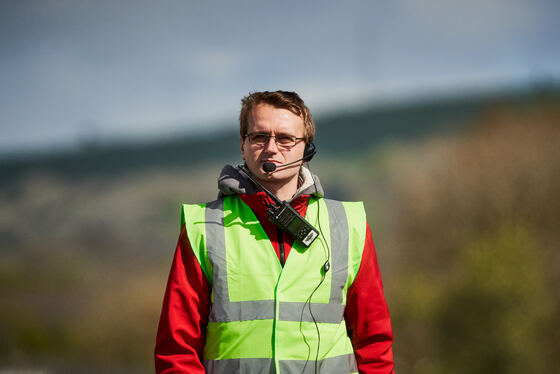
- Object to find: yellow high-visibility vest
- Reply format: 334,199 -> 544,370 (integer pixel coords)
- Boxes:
181,195 -> 367,373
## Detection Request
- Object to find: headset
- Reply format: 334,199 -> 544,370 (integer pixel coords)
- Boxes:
303,142 -> 317,162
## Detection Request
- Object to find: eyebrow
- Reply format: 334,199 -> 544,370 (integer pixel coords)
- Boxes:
253,131 -> 299,137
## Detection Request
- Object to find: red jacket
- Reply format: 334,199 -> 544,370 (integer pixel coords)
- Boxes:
155,191 -> 394,373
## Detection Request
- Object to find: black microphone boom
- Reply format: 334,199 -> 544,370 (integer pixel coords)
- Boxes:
262,159 -> 301,172
262,154 -> 313,173
262,142 -> 317,173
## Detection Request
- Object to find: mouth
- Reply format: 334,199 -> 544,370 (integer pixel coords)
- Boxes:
261,159 -> 281,165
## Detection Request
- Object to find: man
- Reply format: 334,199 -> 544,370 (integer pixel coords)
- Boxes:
155,91 -> 394,373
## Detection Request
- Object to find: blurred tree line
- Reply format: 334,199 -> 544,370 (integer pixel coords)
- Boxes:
0,96 -> 559,373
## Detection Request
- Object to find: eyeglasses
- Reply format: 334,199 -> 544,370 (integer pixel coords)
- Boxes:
245,133 -> 305,149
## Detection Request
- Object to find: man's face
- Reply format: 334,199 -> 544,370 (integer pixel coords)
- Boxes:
241,103 -> 306,186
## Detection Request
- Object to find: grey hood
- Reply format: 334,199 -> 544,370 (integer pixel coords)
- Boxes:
217,164 -> 324,201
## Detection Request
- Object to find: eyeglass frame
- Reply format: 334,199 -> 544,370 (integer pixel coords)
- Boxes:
244,132 -> 306,149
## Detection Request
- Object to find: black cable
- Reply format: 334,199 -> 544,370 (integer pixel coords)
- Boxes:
298,162 -> 331,374
309,162 -> 331,274
300,270 -> 326,373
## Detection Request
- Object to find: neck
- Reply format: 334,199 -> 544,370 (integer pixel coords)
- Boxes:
261,175 -> 299,202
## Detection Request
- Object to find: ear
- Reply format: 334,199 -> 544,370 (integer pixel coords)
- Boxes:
240,137 -> 246,160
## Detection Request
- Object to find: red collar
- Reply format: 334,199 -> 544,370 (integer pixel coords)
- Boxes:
239,191 -> 311,221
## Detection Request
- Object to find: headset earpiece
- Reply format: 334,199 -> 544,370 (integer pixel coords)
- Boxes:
303,142 -> 316,162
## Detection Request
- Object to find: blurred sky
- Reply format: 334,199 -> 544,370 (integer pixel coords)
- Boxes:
1,0 -> 559,153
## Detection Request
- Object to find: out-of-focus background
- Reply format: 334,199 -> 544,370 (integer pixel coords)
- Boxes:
1,1 -> 559,373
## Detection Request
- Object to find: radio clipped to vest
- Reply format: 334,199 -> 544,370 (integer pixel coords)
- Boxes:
267,201 -> 319,247
238,165 -> 319,247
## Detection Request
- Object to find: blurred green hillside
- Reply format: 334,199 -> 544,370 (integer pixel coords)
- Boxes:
1,85 -> 549,181
1,89 -> 559,373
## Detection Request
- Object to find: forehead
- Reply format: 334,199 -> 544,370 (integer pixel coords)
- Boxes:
248,104 -> 304,135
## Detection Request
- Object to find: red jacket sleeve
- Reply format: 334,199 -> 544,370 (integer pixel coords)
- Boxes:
154,226 -> 211,374
345,222 -> 395,373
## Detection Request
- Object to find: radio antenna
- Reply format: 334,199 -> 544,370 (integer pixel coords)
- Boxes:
237,164 -> 282,206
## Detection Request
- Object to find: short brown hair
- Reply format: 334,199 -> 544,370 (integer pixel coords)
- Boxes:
239,91 -> 315,143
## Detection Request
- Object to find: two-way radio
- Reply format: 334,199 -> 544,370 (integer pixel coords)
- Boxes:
237,164 -> 319,247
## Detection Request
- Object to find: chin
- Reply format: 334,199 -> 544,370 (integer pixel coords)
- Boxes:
267,171 -> 298,182
258,170 -> 280,181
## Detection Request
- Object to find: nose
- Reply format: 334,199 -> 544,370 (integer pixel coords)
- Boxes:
263,136 -> 280,153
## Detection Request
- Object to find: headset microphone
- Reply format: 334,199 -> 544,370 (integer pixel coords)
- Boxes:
262,143 -> 316,173
262,162 -> 277,172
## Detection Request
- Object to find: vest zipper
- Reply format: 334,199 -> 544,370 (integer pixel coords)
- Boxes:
277,227 -> 285,267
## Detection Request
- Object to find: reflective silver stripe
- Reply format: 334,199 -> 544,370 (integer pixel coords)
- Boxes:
205,354 -> 357,374
204,358 -> 275,373
324,199 -> 349,305
210,300 -> 344,323
209,300 -> 275,322
279,301 -> 345,323
205,198 -> 350,324
280,353 -> 358,374
205,199 -> 228,320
